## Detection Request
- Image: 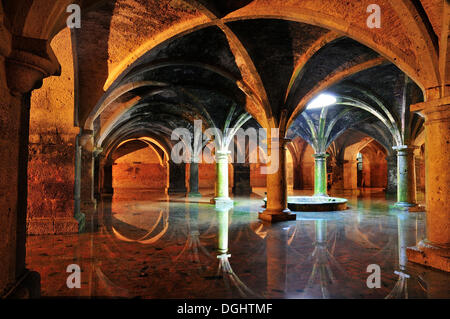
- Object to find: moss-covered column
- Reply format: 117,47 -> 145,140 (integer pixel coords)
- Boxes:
385,155 -> 397,195
393,145 -> 417,208
259,138 -> 295,222
313,153 -> 329,197
213,150 -> 232,207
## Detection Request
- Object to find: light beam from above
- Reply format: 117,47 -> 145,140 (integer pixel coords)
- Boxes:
306,93 -> 337,109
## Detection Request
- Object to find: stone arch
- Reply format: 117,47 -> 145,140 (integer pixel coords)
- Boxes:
342,137 -> 374,190
106,138 -> 170,196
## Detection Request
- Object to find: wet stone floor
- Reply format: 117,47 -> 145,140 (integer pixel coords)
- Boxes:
26,190 -> 450,299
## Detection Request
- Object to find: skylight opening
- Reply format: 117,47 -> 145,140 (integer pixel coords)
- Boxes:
306,93 -> 337,109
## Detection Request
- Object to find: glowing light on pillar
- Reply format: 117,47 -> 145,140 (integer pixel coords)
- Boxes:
306,94 -> 336,109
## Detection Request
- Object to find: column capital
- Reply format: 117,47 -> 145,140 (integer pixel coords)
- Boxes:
93,147 -> 104,158
386,154 -> 397,161
215,150 -> 230,163
5,35 -> 61,95
268,137 -> 291,148
393,145 -> 419,155
78,129 -> 94,151
411,97 -> 450,123
313,153 -> 329,159
190,154 -> 200,163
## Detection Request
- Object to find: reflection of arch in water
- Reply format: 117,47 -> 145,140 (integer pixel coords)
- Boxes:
111,209 -> 169,244
212,207 -> 261,298
172,204 -> 214,270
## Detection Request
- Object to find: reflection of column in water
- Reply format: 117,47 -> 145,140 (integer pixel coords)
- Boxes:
174,203 -> 211,267
307,220 -> 334,297
216,207 -> 229,255
316,219 -> 326,243
215,206 -> 258,298
266,226 -> 289,296
300,219 -> 347,299
385,213 -> 410,299
397,214 -> 407,271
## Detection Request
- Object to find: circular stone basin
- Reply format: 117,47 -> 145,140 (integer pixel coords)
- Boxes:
264,196 -> 348,212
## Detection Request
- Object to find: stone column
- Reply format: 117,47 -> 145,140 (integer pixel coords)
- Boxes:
407,99 -> 450,272
168,161 -> 187,195
292,162 -> 303,190
232,163 -> 252,196
385,155 -> 397,195
74,130 -> 97,232
213,150 -> 232,207
259,138 -> 295,222
101,160 -> 114,196
188,157 -> 201,197
393,145 -> 417,208
343,159 -> 358,191
313,153 -> 329,196
0,32 -> 60,297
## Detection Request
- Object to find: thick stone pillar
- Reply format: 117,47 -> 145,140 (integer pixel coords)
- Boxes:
385,155 -> 397,194
168,161 -> 187,195
188,159 -> 201,197
74,130 -> 97,232
343,159 -> 358,191
0,31 -> 59,297
259,138 -> 295,222
232,163 -> 252,196
313,153 -> 329,196
97,155 -> 113,197
407,99 -> 450,272
102,162 -> 114,196
292,162 -> 303,190
212,150 -> 232,207
393,145 -> 417,208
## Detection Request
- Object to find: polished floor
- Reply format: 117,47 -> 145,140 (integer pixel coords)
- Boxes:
26,189 -> 450,298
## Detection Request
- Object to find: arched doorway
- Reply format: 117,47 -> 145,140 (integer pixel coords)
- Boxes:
111,139 -> 169,199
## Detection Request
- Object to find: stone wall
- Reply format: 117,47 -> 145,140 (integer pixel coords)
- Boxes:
112,146 -> 168,191
27,28 -> 79,235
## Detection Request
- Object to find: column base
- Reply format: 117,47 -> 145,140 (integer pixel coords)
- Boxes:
210,197 -> 234,209
168,189 -> 187,195
188,191 -> 202,198
313,193 -> 329,197
258,208 -> 296,223
393,202 -> 425,212
407,240 -> 450,272
233,186 -> 253,196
